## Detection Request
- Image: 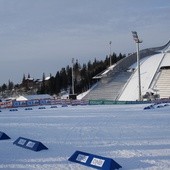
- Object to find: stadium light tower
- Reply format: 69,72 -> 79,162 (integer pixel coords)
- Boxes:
72,58 -> 75,95
132,31 -> 143,101
109,41 -> 112,66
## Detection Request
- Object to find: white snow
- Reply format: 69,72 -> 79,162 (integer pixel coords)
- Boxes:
119,53 -> 165,101
0,104 -> 170,170
16,96 -> 28,101
101,65 -> 116,75
77,90 -> 90,100
82,50 -> 170,101
45,77 -> 50,81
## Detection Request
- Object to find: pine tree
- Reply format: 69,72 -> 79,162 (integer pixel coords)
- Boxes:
55,71 -> 61,94
39,73 -> 46,94
22,74 -> 26,84
8,80 -> 14,90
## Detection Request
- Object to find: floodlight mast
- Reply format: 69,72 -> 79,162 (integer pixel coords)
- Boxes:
132,31 -> 143,101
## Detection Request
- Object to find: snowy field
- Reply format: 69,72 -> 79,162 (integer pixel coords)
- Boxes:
0,104 -> 170,170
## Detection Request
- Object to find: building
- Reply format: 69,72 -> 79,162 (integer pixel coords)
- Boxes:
82,41 -> 170,101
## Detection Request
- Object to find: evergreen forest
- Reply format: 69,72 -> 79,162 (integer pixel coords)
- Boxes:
0,53 -> 126,97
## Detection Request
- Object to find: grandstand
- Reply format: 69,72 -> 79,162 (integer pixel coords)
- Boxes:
153,67 -> 170,99
82,41 -> 170,101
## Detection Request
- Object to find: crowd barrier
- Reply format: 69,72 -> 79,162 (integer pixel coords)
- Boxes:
89,99 -> 152,105
1,98 -> 170,109
0,100 -> 13,108
0,99 -> 88,108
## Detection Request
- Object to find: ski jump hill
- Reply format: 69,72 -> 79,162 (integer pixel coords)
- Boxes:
82,40 -> 170,101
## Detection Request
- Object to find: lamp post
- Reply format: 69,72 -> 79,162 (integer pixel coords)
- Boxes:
109,41 -> 112,66
72,58 -> 74,95
132,31 -> 143,101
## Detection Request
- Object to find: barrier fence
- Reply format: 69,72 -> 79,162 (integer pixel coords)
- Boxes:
88,98 -> 170,105
0,99 -> 88,109
89,99 -> 151,105
1,98 -> 170,109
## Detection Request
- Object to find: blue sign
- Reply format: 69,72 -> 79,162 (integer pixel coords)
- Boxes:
13,137 -> 48,152
38,106 -> 46,109
0,131 -> 10,140
9,108 -> 18,111
27,100 -> 39,106
68,151 -> 122,170
51,105 -> 58,108
40,99 -> 51,105
13,101 -> 27,107
25,107 -> 33,110
144,104 -> 154,110
62,103 -> 68,107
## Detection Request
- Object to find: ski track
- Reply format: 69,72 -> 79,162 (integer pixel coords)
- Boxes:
0,104 -> 170,170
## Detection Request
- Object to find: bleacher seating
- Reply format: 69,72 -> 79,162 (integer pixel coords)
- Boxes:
83,71 -> 132,100
82,41 -> 170,101
154,69 -> 170,99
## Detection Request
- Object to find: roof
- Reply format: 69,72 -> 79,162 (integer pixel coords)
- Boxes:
23,94 -> 53,100
16,96 -> 28,101
45,77 -> 51,81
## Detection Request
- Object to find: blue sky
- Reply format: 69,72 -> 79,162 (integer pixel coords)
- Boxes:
0,0 -> 170,84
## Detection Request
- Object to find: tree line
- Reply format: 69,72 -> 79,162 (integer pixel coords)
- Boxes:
0,53 -> 126,96
38,53 -> 125,95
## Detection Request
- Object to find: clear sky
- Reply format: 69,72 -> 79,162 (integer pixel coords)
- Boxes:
0,0 -> 170,85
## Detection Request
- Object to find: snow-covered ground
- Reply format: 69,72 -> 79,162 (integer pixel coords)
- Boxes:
0,104 -> 170,170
